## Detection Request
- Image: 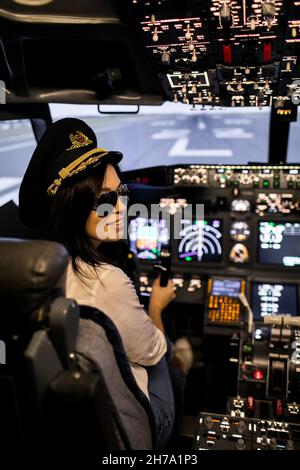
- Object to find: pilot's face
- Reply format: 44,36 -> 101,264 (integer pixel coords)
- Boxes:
85,164 -> 126,247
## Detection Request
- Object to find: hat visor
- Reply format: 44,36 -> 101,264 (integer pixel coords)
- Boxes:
91,149 -> 123,169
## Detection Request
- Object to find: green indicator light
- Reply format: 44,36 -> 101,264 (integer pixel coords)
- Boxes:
185,256 -> 192,261
263,180 -> 270,187
204,220 -> 208,225
152,249 -> 158,253
243,344 -> 253,354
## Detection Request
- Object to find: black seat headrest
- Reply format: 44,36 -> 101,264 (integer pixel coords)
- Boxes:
0,239 -> 69,320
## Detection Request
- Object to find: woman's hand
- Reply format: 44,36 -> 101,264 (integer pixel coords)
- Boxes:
150,278 -> 176,312
148,278 -> 176,332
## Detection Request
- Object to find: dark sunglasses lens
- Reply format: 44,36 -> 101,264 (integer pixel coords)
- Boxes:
96,191 -> 118,215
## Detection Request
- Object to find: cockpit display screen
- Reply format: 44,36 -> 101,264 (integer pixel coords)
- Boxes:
177,219 -> 223,262
129,218 -> 169,260
251,282 -> 298,319
258,221 -> 300,267
211,278 -> 241,297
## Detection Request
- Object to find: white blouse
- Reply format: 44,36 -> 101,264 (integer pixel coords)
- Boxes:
66,259 -> 167,399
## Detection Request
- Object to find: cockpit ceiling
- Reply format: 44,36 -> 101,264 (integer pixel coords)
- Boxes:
0,0 -> 299,107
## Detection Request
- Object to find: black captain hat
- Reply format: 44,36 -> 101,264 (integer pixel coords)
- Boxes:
19,117 -> 123,227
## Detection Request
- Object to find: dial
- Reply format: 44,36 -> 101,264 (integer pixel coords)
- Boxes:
230,221 -> 250,241
229,243 -> 249,264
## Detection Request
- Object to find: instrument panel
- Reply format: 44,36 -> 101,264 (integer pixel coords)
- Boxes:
172,164 -> 300,189
124,0 -> 300,109
126,164 -> 300,271
124,164 -> 300,315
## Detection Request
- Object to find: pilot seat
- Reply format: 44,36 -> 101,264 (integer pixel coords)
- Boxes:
0,238 -> 156,459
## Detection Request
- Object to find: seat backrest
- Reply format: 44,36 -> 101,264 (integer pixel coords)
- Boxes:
0,238 -> 154,456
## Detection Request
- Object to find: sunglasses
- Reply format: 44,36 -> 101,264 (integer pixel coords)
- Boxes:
93,183 -> 129,214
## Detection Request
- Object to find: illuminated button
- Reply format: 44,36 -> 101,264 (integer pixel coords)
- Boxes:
253,369 -> 263,380
263,180 -> 270,188
243,343 -> 253,355
275,399 -> 283,417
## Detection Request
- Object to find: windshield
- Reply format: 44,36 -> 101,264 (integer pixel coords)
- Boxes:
0,119 -> 36,207
50,103 -> 271,171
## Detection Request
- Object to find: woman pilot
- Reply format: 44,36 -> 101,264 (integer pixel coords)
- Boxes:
19,118 -> 192,449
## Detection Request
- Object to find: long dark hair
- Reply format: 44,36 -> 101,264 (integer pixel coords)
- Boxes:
48,162 -> 121,279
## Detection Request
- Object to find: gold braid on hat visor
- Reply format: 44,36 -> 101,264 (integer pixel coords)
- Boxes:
47,148 -> 109,197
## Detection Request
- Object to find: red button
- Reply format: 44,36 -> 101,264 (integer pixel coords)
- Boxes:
247,396 -> 255,412
223,44 -> 232,64
253,369 -> 263,380
263,42 -> 272,62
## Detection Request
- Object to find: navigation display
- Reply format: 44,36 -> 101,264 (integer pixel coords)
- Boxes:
178,219 -> 223,262
258,221 -> 300,267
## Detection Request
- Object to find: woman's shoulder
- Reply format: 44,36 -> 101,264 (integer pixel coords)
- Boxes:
67,258 -> 131,290
96,263 -> 130,286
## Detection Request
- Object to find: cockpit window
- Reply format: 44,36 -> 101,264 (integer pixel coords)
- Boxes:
0,120 -> 36,207
50,103 -> 271,171
287,111 -> 300,163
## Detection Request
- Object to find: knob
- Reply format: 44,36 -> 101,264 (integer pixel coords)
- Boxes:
286,439 -> 294,450
237,420 -> 247,434
220,1 -> 231,23
262,1 -> 276,29
191,49 -> 197,63
248,16 -> 257,31
261,435 -> 268,448
189,38 -> 195,52
269,437 -> 277,449
185,24 -> 191,41
236,438 -> 246,450
161,50 -> 170,65
191,175 -> 200,184
204,415 -> 213,429
152,27 -> 159,42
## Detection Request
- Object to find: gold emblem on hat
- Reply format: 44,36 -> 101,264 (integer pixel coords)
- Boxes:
67,131 -> 93,150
